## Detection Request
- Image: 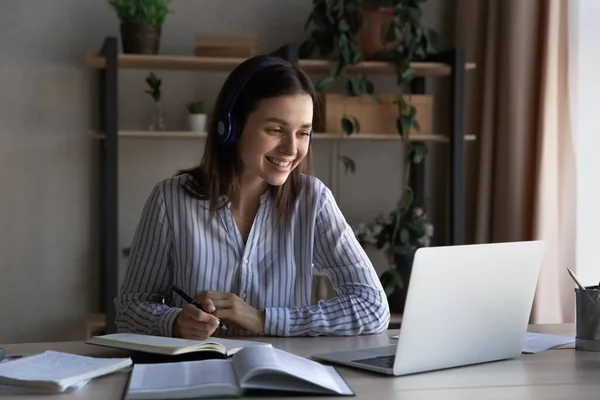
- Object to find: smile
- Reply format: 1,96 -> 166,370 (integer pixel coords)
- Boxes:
266,156 -> 293,168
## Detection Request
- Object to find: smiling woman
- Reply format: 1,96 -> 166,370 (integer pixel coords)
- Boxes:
114,55 -> 391,340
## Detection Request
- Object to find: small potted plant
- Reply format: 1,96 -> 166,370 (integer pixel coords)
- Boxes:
354,205 -> 434,313
145,72 -> 165,130
108,0 -> 173,54
187,101 -> 206,132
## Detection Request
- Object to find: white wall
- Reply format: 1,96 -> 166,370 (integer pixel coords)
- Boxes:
0,0 -> 455,343
574,0 -> 600,286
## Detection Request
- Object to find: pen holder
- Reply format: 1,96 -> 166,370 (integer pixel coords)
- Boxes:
575,286 -> 600,351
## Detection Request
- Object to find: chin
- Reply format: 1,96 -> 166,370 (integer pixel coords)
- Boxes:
264,173 -> 292,186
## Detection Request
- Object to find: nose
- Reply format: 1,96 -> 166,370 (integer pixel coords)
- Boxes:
278,134 -> 297,156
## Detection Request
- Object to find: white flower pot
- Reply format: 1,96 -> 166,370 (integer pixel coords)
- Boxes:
188,113 -> 206,132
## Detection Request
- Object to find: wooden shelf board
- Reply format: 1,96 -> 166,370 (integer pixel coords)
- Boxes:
90,130 -> 476,142
84,53 -> 476,76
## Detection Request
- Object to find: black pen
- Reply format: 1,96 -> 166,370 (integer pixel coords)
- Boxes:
171,285 -> 227,330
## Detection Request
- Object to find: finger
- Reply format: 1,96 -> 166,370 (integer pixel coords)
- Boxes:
203,291 -> 232,300
193,292 -> 216,312
182,304 -> 221,326
211,299 -> 233,309
180,315 -> 220,336
213,308 -> 235,322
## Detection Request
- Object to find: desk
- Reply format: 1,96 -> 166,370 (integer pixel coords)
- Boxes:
1,323 -> 599,400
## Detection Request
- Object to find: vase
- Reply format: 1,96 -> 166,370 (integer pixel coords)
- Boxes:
188,113 -> 207,132
357,7 -> 397,60
387,254 -> 414,314
120,22 -> 162,54
149,101 -> 166,131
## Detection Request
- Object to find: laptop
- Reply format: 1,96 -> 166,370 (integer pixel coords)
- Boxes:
312,240 -> 545,376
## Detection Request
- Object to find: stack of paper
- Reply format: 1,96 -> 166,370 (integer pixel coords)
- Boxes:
0,350 -> 132,394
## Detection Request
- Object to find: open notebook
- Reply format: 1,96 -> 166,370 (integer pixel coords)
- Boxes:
125,346 -> 354,399
86,333 -> 272,360
0,351 -> 131,393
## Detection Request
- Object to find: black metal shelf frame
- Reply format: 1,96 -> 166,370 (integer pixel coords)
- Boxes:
93,38 -> 467,334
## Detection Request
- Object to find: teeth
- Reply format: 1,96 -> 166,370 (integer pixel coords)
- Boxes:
267,157 -> 291,167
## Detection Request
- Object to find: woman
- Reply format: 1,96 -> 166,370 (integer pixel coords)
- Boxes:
114,55 -> 390,339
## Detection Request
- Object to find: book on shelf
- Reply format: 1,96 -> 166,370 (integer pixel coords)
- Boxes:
0,350 -> 131,393
86,332 -> 273,363
125,345 -> 354,399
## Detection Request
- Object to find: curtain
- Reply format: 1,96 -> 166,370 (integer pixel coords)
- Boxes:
455,0 -> 577,323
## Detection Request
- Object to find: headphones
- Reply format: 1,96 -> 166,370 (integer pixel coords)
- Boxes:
215,59 -> 314,146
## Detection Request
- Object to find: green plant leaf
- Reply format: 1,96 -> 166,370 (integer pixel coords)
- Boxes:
338,19 -> 350,32
341,117 -> 354,134
380,18 -> 396,44
411,119 -> 421,132
400,228 -> 410,244
380,268 -> 404,296
342,76 -> 357,97
408,6 -> 422,21
410,143 -> 428,164
398,116 -> 411,137
316,76 -> 334,93
351,116 -> 361,134
339,154 -> 356,174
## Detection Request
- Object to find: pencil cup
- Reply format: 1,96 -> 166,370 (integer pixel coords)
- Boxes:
575,286 -> 600,351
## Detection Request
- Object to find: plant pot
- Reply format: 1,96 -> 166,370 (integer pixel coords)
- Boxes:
188,113 -> 207,132
357,7 -> 397,60
387,254 -> 414,314
575,286 -> 600,351
120,22 -> 162,54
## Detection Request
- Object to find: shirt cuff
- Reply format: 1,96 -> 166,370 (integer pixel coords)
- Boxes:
264,307 -> 290,336
157,307 -> 182,337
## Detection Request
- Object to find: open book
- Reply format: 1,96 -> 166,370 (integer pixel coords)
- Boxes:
0,351 -> 131,393
86,333 -> 272,359
125,346 -> 354,399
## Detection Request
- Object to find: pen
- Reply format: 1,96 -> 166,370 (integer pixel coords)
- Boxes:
171,285 -> 227,331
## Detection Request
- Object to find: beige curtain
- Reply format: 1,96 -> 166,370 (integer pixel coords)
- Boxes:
456,0 -> 577,323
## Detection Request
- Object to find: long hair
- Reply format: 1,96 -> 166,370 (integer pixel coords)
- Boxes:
178,55 -> 317,227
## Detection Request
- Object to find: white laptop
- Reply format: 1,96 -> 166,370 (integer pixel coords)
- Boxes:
312,240 -> 545,376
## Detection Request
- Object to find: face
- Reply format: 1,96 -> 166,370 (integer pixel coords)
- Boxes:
237,93 -> 313,187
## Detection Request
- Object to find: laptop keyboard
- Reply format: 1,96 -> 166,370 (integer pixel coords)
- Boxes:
352,354 -> 396,369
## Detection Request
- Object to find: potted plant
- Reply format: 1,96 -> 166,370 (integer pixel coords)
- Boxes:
300,0 -> 436,170
354,206 -> 434,313
187,101 -> 206,132
108,0 -> 173,54
145,72 -> 165,130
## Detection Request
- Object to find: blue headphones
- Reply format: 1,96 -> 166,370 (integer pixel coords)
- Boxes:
215,59 -> 314,146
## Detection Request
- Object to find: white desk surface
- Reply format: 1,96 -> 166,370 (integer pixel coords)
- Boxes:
1,323 -> 597,400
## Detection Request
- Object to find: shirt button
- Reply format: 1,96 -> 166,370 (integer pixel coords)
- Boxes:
240,292 -> 247,300
243,258 -> 248,265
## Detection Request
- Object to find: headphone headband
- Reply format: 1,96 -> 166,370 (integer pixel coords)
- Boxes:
216,60 -> 285,145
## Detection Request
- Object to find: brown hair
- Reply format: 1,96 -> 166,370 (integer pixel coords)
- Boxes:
178,55 -> 317,227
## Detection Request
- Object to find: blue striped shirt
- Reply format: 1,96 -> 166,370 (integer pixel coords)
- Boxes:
114,174 -> 390,337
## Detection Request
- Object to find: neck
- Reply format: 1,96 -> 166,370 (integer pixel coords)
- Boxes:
231,172 -> 269,218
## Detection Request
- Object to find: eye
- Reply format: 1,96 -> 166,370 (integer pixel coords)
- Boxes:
297,131 -> 311,137
266,128 -> 283,135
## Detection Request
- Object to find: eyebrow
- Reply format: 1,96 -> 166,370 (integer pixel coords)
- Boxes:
266,117 -> 312,129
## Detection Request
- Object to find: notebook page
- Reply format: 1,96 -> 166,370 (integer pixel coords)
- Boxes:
90,333 -> 215,350
0,351 -> 131,390
126,359 -> 239,399
233,347 -> 344,394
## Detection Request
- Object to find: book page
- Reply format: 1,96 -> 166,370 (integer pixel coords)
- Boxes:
126,359 -> 240,400
205,337 -> 272,356
232,346 -> 348,395
88,333 -> 224,353
0,351 -> 131,391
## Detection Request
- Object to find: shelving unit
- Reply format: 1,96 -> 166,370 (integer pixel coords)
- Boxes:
86,36 -> 474,334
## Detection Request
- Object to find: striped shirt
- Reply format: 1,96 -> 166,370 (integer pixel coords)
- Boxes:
114,174 -> 390,337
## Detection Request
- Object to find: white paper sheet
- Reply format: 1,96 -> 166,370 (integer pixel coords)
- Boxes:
388,332 -> 575,354
521,332 -> 574,353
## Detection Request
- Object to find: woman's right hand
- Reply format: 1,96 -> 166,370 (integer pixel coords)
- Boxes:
173,302 -> 221,340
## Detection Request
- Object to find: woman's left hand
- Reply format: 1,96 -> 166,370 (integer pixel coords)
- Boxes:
206,291 -> 266,334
